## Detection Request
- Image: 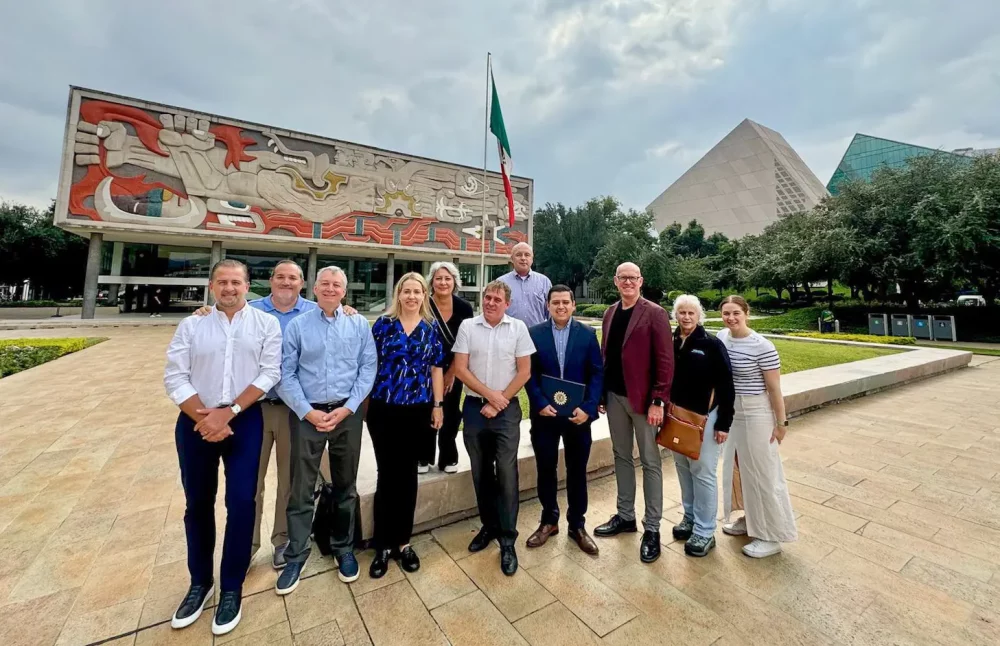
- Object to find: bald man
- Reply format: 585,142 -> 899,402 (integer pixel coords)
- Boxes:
594,262 -> 674,564
498,242 -> 552,327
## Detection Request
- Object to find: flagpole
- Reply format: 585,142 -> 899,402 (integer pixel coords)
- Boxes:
479,52 -> 491,312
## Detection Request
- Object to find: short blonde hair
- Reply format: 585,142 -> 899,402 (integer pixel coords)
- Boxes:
671,294 -> 705,324
386,272 -> 433,322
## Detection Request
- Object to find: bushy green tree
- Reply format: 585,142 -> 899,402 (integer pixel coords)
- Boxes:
0,201 -> 89,300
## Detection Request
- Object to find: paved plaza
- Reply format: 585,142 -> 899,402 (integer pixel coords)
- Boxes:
1,327 -> 1000,645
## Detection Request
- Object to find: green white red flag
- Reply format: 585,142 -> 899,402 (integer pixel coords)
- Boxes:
489,72 -> 515,228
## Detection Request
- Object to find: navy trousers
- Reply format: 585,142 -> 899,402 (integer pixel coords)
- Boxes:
175,404 -> 263,593
530,416 -> 593,530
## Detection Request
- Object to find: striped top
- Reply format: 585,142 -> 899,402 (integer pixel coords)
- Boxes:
716,329 -> 780,395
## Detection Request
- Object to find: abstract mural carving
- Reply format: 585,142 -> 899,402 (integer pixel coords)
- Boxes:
59,90 -> 531,254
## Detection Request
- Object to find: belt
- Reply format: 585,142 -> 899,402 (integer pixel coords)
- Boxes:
465,395 -> 487,405
264,398 -> 284,405
310,399 -> 348,413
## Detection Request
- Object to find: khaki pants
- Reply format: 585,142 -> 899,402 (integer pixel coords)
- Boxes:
252,401 -> 332,553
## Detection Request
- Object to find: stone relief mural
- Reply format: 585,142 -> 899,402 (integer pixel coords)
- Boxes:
62,93 -> 531,254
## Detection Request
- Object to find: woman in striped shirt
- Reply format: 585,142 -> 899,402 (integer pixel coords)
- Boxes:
717,296 -> 797,558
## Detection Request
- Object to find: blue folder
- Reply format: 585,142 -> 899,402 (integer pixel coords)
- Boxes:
541,375 -> 586,417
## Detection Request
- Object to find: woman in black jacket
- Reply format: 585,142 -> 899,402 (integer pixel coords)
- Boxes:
668,294 -> 736,557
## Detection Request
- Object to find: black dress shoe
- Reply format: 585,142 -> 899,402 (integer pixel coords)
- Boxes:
369,548 -> 392,579
468,527 -> 495,552
640,530 -> 661,563
170,582 -> 214,629
397,546 -> 420,573
500,545 -> 518,576
594,514 -> 638,537
212,590 -> 242,636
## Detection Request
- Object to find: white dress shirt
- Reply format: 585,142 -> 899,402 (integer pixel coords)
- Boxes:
164,302 -> 282,408
452,314 -> 535,393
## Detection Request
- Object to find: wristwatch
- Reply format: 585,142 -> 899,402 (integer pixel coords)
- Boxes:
229,403 -> 242,416
433,401 -> 444,408
651,398 -> 665,407
780,419 -> 789,427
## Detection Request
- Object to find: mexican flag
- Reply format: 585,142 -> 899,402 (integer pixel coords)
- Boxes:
489,72 -> 515,228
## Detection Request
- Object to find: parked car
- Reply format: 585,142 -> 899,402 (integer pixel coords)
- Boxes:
957,295 -> 987,307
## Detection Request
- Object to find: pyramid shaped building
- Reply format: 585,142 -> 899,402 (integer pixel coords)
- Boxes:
646,119 -> 829,238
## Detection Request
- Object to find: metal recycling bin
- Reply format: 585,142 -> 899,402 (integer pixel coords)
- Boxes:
868,313 -> 888,336
889,314 -> 912,337
910,314 -> 932,340
932,315 -> 957,342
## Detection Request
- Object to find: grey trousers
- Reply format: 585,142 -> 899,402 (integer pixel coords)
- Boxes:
285,408 -> 364,562
606,392 -> 663,532
463,399 -> 521,547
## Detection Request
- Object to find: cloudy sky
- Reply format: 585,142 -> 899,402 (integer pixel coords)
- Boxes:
2,0 -> 999,213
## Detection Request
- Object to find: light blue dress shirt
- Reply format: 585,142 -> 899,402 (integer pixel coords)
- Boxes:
250,294 -> 317,399
498,270 -> 552,327
277,305 -> 378,419
551,318 -> 571,378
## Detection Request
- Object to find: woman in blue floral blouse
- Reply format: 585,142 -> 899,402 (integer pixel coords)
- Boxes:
367,272 -> 445,578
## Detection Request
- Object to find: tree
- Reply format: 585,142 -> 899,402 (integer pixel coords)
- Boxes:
0,200 -> 90,300
533,197 -> 620,291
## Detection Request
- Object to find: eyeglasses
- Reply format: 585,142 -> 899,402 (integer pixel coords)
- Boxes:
615,275 -> 641,283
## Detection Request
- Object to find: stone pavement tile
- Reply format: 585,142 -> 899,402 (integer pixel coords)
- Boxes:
241,550 -> 284,597
348,549 -> 405,597
514,500 -> 570,570
355,580 -> 448,646
456,545 -> 555,621
106,635 -> 136,645
430,518 -> 483,560
58,444 -> 117,477
879,464 -> 983,496
106,505 -> 169,552
929,527 -> 1000,568
785,469 -> 897,509
432,589 -> 529,646
138,593 -> 189,630
154,524 -> 186,567
2,491 -> 79,544
886,500 -> 1000,545
796,516 -> 913,572
823,495 -> 939,540
964,606 -> 1000,646
949,456 -> 1000,480
215,589 -> 288,645
144,559 -> 192,603
222,620 -> 293,646
782,459 -> 865,486
789,495 -> 867,532
404,538 -> 476,609
957,493 -> 1000,532
55,598 -> 143,646
901,557 -> 1000,614
768,568 -> 879,643
134,611 -> 213,646
73,543 -> 158,614
284,569 -> 356,635
47,505 -> 119,546
829,461 -> 920,491
291,619 -> 346,646
0,492 -> 36,534
511,601 -> 601,646
786,480 -> 834,504
0,588 -> 77,646
568,528 -> 707,590
845,594 -> 969,646
932,467 -> 1000,495
8,535 -> 105,603
527,555 -> 637,637
861,523 -> 995,582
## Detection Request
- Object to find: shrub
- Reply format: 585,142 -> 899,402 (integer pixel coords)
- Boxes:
0,337 -> 107,377
748,307 -> 823,332
577,304 -> 610,318
784,332 -> 916,345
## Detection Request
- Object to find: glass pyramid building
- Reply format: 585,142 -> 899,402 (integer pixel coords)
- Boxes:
646,119 -> 829,239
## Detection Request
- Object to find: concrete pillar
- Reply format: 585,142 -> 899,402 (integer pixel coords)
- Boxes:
386,253 -> 395,299
208,241 -> 223,304
106,242 -> 124,306
306,247 -> 318,299
81,232 -> 103,319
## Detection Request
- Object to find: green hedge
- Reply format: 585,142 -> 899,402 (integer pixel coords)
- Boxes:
785,332 -> 916,345
577,304 -> 611,318
747,307 -> 824,332
0,300 -> 83,308
0,337 -> 107,377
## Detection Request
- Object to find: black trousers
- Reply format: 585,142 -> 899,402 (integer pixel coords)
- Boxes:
530,416 -> 593,530
175,404 -> 263,593
463,398 -> 521,547
368,399 -> 429,550
417,380 -> 462,468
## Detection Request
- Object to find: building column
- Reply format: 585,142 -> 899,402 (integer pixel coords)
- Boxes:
306,247 -> 318,298
385,253 -> 395,302
81,232 -> 103,319
106,242 -> 124,306
207,241 -> 224,304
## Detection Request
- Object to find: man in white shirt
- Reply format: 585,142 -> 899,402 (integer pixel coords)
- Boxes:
163,259 -> 282,637
453,280 -> 535,576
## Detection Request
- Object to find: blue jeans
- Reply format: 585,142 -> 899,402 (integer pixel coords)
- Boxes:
672,409 -> 720,538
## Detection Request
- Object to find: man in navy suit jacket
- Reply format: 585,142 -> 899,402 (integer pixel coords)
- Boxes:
524,285 -> 603,555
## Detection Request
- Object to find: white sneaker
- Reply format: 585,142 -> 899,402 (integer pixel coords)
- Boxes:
443,463 -> 459,474
417,463 -> 430,474
722,517 -> 747,536
742,539 -> 782,559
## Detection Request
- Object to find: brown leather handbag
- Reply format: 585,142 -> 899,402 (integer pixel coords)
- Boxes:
656,403 -> 708,460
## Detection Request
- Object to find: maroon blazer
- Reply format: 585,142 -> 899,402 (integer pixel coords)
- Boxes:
601,297 -> 675,415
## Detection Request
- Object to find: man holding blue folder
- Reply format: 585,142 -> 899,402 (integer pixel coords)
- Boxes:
524,285 -> 603,554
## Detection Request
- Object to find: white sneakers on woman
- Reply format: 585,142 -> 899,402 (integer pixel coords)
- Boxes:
722,518 -> 782,558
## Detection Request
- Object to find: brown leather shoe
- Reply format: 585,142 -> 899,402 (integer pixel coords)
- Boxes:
525,523 -> 559,548
569,527 -> 599,555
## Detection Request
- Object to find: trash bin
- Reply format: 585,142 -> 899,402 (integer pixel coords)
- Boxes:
889,314 -> 912,337
932,315 -> 956,342
911,315 -> 932,340
868,314 -> 888,336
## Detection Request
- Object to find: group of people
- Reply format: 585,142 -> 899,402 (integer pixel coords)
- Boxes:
162,241 -> 797,637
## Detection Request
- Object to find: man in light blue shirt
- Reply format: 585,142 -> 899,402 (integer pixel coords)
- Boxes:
498,242 -> 552,327
276,266 -> 376,591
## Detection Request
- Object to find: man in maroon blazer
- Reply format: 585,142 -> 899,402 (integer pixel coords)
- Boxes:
594,262 -> 674,563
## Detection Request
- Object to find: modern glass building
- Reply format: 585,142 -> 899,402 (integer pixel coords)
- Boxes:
827,134 -> 974,195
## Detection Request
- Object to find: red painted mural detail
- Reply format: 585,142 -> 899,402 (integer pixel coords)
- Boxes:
80,101 -> 168,157
209,125 -> 256,169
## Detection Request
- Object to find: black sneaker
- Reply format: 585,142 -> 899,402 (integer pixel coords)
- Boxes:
594,514 -> 638,537
500,545 -> 518,576
211,591 -> 242,636
397,545 -> 420,573
672,517 -> 694,541
272,541 -> 289,570
639,530 -> 661,563
468,527 -> 495,552
369,548 -> 392,579
684,534 -> 716,557
275,561 -> 303,595
170,582 -> 213,629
